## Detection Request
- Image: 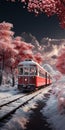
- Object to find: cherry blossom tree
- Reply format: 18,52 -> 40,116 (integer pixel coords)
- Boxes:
13,36 -> 43,65
34,53 -> 43,64
0,21 -> 18,86
0,21 -> 44,86
6,0 -> 65,28
56,48 -> 65,74
0,21 -> 14,69
13,36 -> 34,65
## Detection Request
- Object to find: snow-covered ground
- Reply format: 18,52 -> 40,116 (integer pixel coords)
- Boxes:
41,94 -> 65,130
0,84 -> 19,99
0,85 -> 51,130
41,65 -> 65,130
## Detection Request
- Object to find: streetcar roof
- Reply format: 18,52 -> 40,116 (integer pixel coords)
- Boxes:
18,60 -> 37,66
18,60 -> 52,76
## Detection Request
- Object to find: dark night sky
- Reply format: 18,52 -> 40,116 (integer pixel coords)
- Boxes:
0,0 -> 65,41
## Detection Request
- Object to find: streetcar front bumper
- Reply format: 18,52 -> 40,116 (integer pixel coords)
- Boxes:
18,84 -> 35,91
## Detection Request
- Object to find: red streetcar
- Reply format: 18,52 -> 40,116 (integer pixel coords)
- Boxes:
18,59 -> 52,91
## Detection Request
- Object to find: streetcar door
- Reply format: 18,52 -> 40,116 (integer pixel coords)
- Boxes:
29,66 -> 36,84
18,66 -> 24,85
49,75 -> 50,84
23,66 -> 29,85
45,72 -> 47,85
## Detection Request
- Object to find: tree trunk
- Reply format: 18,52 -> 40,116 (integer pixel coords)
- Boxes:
12,74 -> 15,87
2,52 -> 4,71
0,52 -> 5,85
11,67 -> 15,87
0,71 -> 2,86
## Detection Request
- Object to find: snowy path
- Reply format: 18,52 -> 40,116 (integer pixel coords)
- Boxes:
41,87 -> 65,130
0,85 -> 52,130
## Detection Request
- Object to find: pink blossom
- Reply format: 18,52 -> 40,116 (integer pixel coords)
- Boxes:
6,0 -> 65,28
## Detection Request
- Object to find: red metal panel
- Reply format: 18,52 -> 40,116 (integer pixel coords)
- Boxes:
50,79 -> 52,84
18,76 -> 36,85
47,79 -> 49,84
47,78 -> 50,84
29,76 -> 36,84
18,76 -> 23,84
35,76 -> 46,87
23,76 -> 29,84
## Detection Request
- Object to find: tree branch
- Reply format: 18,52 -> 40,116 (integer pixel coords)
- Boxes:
60,0 -> 65,6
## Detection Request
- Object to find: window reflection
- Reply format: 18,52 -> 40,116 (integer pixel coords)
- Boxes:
30,66 -> 37,75
19,68 -> 23,75
18,66 -> 37,76
24,67 -> 29,75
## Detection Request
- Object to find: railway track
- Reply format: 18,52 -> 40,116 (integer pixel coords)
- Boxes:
0,86 -> 51,122
0,93 -> 26,107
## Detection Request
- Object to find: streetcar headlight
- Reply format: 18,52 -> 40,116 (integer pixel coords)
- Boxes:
25,78 -> 27,81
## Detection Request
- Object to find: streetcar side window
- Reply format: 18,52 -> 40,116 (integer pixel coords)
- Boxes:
47,74 -> 49,79
47,74 -> 50,79
39,68 -> 45,77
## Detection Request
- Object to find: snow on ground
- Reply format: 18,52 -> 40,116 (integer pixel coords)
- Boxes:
41,93 -> 65,130
0,84 -> 19,99
41,66 -> 65,130
0,75 -> 19,98
0,86 -> 50,130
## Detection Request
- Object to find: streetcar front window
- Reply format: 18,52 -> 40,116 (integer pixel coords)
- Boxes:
24,67 -> 29,75
18,66 -> 37,76
30,66 -> 37,75
19,68 -> 23,75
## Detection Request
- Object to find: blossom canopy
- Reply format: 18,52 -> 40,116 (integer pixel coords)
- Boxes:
6,0 -> 65,28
